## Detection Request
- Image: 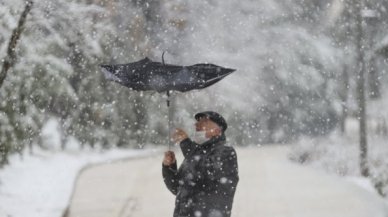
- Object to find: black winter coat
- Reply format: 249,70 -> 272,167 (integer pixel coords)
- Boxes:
162,134 -> 239,217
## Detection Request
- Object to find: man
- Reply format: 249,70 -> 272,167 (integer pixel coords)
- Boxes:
162,111 -> 239,217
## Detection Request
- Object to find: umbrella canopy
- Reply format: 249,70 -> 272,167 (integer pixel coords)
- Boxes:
100,56 -> 236,149
100,57 -> 235,93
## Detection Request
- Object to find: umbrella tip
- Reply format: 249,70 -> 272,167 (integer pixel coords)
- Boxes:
99,64 -> 110,70
225,68 -> 236,73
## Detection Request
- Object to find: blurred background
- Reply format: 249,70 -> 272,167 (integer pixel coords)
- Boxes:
1,0 -> 388,213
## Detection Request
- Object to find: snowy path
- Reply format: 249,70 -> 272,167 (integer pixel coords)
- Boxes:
67,145 -> 388,217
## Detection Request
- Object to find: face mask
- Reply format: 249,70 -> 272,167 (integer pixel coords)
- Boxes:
193,131 -> 209,144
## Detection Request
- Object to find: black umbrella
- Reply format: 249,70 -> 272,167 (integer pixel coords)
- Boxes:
100,55 -> 235,148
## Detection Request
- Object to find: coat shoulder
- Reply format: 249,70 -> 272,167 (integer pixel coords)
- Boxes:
213,143 -> 237,158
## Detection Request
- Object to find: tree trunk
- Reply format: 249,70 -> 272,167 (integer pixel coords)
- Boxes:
339,64 -> 349,134
132,94 -> 148,147
0,0 -> 33,88
0,142 -> 10,167
355,0 -> 369,177
0,0 -> 33,167
368,57 -> 380,99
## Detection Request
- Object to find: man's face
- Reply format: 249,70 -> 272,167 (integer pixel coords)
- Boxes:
195,117 -> 221,138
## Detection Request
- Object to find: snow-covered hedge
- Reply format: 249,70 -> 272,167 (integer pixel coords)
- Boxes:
289,131 -> 388,197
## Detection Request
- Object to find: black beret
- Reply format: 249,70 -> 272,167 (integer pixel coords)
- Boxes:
194,111 -> 228,132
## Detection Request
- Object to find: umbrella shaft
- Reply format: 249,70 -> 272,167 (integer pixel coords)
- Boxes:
167,91 -> 170,107
167,90 -> 172,150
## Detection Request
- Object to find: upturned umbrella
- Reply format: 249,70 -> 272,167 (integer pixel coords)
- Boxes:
100,55 -> 235,148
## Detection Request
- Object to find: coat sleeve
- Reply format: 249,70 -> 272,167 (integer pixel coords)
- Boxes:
162,162 -> 179,195
179,138 -> 199,158
204,147 -> 239,190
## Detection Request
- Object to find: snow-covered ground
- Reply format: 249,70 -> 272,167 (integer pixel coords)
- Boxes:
0,146 -> 161,217
67,145 -> 388,217
2,143 -> 388,217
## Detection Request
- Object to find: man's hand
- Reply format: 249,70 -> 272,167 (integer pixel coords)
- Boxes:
163,151 -> 176,166
172,128 -> 188,144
